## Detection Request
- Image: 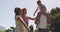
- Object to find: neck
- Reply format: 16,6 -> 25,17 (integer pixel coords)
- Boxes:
18,14 -> 21,16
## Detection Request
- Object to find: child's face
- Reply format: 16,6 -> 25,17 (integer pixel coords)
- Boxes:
37,2 -> 41,6
22,9 -> 27,16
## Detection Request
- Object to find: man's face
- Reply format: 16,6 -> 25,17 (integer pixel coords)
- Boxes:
41,8 -> 46,13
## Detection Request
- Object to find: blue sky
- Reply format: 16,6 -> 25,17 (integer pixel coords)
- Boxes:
0,0 -> 60,29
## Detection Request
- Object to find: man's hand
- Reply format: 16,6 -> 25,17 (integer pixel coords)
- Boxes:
48,24 -> 51,26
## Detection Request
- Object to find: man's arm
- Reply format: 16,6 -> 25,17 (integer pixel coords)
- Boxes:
47,13 -> 51,26
33,7 -> 38,16
35,12 -> 41,24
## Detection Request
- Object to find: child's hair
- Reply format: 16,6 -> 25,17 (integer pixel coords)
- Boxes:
37,0 -> 41,4
14,7 -> 21,15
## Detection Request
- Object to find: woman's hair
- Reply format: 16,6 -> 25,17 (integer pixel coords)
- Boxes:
14,7 -> 21,15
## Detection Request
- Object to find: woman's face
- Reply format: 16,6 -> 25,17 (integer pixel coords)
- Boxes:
19,9 -> 22,16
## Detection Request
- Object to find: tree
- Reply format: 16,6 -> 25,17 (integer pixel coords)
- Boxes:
5,27 -> 15,32
50,7 -> 60,32
5,29 -> 12,32
10,27 -> 15,32
29,25 -> 34,32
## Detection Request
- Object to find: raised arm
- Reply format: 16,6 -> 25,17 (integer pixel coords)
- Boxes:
33,7 -> 38,16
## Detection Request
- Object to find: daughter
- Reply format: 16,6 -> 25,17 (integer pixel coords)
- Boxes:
22,8 -> 35,32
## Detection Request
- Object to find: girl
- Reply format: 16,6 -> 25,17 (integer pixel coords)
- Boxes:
22,8 -> 35,32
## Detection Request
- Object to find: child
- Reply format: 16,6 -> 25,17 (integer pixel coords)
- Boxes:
14,7 -> 24,32
33,0 -> 46,16
22,8 -> 35,32
22,8 -> 34,26
35,5 -> 51,32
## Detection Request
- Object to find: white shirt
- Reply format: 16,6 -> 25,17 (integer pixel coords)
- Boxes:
38,14 -> 48,29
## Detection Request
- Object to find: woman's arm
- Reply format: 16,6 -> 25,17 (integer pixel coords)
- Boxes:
27,16 -> 35,20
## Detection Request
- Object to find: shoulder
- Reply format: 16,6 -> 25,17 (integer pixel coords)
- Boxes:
15,15 -> 21,19
46,13 -> 50,17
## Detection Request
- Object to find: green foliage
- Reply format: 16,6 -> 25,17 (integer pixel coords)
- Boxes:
29,25 -> 34,32
50,7 -> 60,32
34,29 -> 38,32
5,27 -> 15,32
0,30 -> 5,32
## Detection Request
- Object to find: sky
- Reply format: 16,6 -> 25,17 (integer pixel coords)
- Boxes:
0,0 -> 60,30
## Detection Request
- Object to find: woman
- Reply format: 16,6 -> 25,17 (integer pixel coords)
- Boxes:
14,7 -> 24,32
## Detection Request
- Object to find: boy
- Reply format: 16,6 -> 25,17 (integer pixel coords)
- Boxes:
33,0 -> 46,16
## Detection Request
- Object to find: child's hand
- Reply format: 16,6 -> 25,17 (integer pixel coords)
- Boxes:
33,13 -> 35,16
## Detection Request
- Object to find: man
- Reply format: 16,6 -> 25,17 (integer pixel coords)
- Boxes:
35,4 -> 51,32
33,1 -> 51,32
